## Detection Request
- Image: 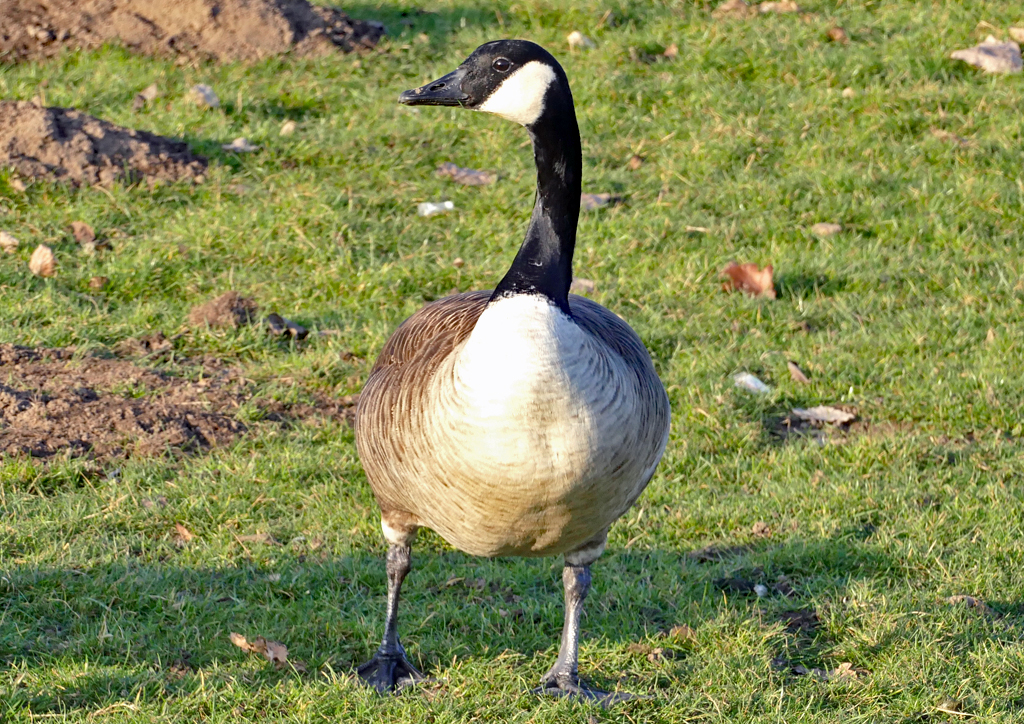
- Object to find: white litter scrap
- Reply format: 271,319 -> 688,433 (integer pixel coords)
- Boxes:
418,200 -> 454,217
950,36 -> 1022,74
222,137 -> 260,153
734,372 -> 771,394
791,406 -> 855,424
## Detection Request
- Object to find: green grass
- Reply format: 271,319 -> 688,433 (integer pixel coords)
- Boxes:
2,0 -> 1024,721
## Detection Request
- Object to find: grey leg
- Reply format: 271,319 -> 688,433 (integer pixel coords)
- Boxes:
356,544 -> 426,693
535,561 -> 635,706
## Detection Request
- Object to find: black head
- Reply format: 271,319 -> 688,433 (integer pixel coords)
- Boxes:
399,40 -> 569,126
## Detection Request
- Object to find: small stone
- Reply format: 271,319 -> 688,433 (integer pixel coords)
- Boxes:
827,26 -> 849,44
452,257 -> 465,268
189,84 -> 220,108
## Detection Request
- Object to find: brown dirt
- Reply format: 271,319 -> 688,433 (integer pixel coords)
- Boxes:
0,101 -> 207,186
188,291 -> 259,329
0,0 -> 384,65
0,344 -> 357,463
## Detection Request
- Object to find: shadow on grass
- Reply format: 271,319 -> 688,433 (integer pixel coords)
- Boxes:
1,531 -> 915,714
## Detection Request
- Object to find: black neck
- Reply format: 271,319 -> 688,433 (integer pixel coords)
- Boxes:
491,82 -> 581,315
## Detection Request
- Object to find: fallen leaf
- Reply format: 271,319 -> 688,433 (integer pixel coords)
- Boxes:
930,128 -> 973,147
827,26 -> 849,44
174,523 -> 195,545
279,120 -> 297,136
936,698 -> 967,716
734,372 -> 771,394
29,244 -> 56,277
663,43 -> 679,59
567,31 -> 596,50
985,327 -> 996,344
787,360 -> 810,384
580,192 -> 622,210
626,154 -> 644,171
222,137 -> 260,153
758,1 -> 800,13
1011,27 -> 1024,43
436,162 -> 497,186
950,35 -> 1022,74
667,624 -> 697,643
721,261 -> 776,298
810,222 -> 842,237
791,406 -> 856,424
71,221 -> 96,244
948,594 -> 992,614
570,277 -> 596,295
452,257 -> 465,269
712,0 -> 755,19
841,87 -> 856,98
9,178 -> 27,192
751,521 -> 771,537
0,230 -> 18,253
265,313 -> 309,340
189,84 -> 220,107
229,632 -> 256,652
133,82 -> 159,111
828,662 -> 864,681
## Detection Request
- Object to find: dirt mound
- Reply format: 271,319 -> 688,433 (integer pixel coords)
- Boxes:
0,0 -> 384,64
0,101 -> 207,186
0,344 -> 357,463
188,292 -> 259,329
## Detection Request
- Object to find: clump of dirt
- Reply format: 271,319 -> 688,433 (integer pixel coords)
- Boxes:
0,0 -> 384,65
0,101 -> 207,187
188,292 -> 259,329
0,344 -> 357,463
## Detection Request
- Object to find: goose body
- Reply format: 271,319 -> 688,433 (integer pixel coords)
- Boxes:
354,39 -> 671,702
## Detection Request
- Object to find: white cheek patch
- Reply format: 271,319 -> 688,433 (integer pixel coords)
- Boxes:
476,60 -> 557,126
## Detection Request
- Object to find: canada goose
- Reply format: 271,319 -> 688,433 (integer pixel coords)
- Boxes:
355,39 -> 671,702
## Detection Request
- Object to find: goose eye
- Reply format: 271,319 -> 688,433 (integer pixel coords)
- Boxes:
492,58 -> 512,72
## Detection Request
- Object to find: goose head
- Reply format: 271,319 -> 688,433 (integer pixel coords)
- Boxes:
399,39 -> 570,127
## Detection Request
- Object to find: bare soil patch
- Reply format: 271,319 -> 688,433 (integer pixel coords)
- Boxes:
0,0 -> 384,65
0,344 -> 356,463
0,101 -> 207,186
188,292 -> 259,329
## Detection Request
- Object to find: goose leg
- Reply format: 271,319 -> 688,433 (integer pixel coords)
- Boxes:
356,544 -> 425,692
535,557 -> 635,706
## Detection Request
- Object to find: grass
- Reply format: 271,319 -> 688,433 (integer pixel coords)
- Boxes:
2,0 -> 1024,721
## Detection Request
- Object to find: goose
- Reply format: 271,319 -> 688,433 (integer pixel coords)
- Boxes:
354,39 -> 671,702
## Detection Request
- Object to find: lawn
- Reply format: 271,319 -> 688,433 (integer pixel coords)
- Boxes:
2,0 -> 1024,721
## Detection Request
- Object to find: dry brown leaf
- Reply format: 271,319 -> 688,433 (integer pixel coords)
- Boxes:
229,631 -> 256,652
985,327 -> 996,344
663,43 -> 679,59
712,0 -> 755,19
9,178 -> 27,192
791,406 -> 856,424
758,1 -> 800,13
436,162 -> 497,186
810,222 -> 842,237
841,87 -> 856,98
452,257 -> 465,269
751,520 -> 771,537
667,624 -> 697,643
827,26 -> 849,44
174,522 -> 195,545
29,244 -> 56,277
828,662 -> 864,681
787,360 -> 810,383
948,594 -> 992,614
279,120 -> 297,136
721,261 -> 776,299
1011,27 -> 1024,43
626,154 -> 644,171
71,221 -> 96,244
0,230 -> 19,253
89,275 -> 110,291
260,638 -> 289,664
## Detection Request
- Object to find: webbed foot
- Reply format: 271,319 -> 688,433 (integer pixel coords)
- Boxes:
533,671 -> 639,707
356,650 -> 426,694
